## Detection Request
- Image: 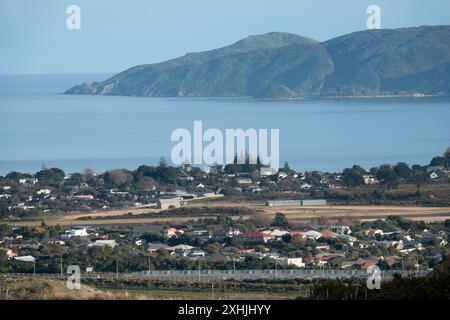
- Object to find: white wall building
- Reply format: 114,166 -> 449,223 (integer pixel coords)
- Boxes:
329,225 -> 352,235
37,189 -> 51,195
157,198 -> 181,209
260,167 -> 277,176
88,239 -> 118,248
283,257 -> 305,268
63,228 -> 88,239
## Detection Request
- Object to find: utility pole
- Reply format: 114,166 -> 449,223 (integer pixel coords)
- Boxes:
60,254 -> 63,277
33,260 -> 36,276
198,259 -> 201,282
116,260 -> 119,279
148,254 -> 151,273
275,258 -> 278,280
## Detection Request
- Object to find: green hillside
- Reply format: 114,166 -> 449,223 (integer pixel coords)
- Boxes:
66,26 -> 450,98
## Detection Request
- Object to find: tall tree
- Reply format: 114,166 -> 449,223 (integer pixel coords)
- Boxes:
273,212 -> 289,227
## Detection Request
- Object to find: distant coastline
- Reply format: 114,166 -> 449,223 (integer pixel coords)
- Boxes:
256,93 -> 448,102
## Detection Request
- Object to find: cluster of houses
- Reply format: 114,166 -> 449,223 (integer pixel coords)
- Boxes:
3,215 -> 447,273
1,160 -> 449,273
0,174 -> 226,216
1,158 -> 449,217
0,165 -> 323,216
0,164 -> 348,217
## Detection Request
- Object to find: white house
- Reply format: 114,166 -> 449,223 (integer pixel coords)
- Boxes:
430,172 -> 439,179
283,257 -> 305,268
18,178 -> 38,185
277,172 -> 288,180
363,175 -> 379,185
37,189 -> 51,195
300,183 -> 311,190
63,228 -> 88,239
168,244 -> 194,251
301,230 -> 322,240
260,167 -> 277,176
191,249 -> 206,257
236,177 -> 252,185
88,239 -> 118,248
269,229 -> 289,238
329,225 -> 352,235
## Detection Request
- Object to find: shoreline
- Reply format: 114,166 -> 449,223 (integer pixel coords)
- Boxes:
61,92 -> 450,101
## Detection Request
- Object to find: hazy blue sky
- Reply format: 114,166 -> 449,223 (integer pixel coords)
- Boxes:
1,0 -> 449,74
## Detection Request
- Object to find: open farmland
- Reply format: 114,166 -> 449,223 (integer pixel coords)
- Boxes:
6,199 -> 450,227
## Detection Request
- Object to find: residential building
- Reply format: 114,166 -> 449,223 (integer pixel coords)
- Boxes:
237,231 -> 266,244
88,239 -> 118,248
259,167 -> 276,176
329,225 -> 352,235
63,228 -> 89,239
283,257 -> 305,268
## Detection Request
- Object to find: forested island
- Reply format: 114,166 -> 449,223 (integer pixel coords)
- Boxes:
66,25 -> 450,99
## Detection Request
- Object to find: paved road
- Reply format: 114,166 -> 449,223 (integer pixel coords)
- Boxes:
2,269 -> 431,281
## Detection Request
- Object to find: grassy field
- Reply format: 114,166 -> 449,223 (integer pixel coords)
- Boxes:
6,200 -> 450,227
0,277 -> 301,300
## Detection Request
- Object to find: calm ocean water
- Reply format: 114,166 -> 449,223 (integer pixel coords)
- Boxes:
0,74 -> 449,175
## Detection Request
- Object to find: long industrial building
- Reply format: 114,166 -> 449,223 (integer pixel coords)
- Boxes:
265,199 -> 326,207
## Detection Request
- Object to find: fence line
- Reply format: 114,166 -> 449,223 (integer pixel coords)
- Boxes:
1,269 -> 431,281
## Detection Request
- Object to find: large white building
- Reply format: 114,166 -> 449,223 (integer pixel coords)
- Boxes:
266,199 -> 326,207
157,198 -> 181,210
